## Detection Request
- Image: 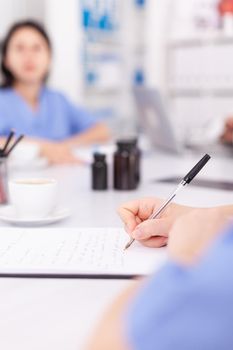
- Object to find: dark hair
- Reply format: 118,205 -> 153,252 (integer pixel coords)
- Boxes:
0,20 -> 52,88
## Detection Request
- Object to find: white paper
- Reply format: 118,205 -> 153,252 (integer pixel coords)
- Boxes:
0,228 -> 167,276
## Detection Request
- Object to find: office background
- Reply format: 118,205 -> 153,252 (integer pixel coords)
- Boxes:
0,0 -> 233,138
0,2 -> 233,349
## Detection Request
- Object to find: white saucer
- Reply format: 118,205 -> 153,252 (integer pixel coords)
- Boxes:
0,206 -> 71,227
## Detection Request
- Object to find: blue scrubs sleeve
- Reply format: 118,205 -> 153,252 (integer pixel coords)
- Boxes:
0,87 -> 98,140
0,120 -> 10,136
64,97 -> 98,134
0,97 -> 11,136
125,225 -> 233,350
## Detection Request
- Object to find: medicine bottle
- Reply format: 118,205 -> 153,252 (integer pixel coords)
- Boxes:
131,138 -> 141,185
113,140 -> 140,190
92,153 -> 108,190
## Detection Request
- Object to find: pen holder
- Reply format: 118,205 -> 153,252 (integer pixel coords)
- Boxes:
0,157 -> 8,204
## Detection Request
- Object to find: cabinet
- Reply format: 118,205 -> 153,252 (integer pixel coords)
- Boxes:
166,36 -> 233,141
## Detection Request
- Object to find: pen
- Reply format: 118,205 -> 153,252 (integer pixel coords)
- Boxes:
4,134 -> 24,157
0,130 -> 15,156
124,153 -> 211,250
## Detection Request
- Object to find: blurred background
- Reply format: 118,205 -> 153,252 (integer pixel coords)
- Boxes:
1,0 -> 233,141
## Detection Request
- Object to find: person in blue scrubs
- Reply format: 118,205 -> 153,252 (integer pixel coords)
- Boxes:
0,20 -> 110,164
86,198 -> 233,350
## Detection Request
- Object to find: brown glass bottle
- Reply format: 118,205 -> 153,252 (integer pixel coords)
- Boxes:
131,138 -> 141,185
114,140 -> 139,190
92,153 -> 108,190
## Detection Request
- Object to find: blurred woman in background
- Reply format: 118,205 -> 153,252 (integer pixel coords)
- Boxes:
0,20 -> 110,164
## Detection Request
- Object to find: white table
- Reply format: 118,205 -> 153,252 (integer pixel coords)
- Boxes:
0,152 -> 232,350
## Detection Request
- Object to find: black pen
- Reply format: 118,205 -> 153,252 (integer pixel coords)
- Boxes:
1,130 -> 15,156
124,154 -> 211,250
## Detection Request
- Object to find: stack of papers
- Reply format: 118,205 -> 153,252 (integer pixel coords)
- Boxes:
0,228 -> 167,278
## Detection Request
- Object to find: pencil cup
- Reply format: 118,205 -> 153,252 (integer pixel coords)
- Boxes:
0,157 -> 8,204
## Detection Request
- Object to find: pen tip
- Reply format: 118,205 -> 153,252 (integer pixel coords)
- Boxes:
124,238 -> 135,251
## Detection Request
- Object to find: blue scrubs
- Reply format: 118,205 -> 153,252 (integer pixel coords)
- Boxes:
126,224 -> 233,350
0,87 -> 98,140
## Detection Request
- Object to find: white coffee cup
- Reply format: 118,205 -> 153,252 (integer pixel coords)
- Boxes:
9,143 -> 41,165
8,178 -> 58,219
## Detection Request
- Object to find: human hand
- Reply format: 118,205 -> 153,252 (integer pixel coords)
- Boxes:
168,207 -> 231,265
221,117 -> 233,144
39,141 -> 82,165
118,197 -> 193,248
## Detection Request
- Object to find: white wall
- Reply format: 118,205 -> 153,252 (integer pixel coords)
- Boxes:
144,0 -> 174,92
44,0 -> 84,104
0,0 -> 45,37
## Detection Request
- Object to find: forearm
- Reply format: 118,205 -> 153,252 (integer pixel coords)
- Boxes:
86,281 -> 140,350
168,204 -> 233,266
171,204 -> 233,225
215,205 -> 233,220
65,122 -> 111,148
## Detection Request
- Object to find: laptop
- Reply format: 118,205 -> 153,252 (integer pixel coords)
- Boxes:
133,87 -> 233,156
133,87 -> 182,154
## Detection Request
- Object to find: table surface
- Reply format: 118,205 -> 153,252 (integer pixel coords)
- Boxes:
1,151 -> 233,350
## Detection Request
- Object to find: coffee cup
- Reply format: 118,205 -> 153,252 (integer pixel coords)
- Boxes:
9,143 -> 41,165
8,178 -> 58,219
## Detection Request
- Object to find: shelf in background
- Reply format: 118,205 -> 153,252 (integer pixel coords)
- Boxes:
168,89 -> 233,97
168,35 -> 233,49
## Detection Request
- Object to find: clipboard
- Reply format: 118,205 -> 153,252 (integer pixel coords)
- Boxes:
0,227 -> 167,279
